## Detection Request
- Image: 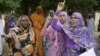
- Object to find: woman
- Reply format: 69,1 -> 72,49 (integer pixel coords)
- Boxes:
69,12 -> 96,55
2,14 -> 14,56
51,12 -> 96,56
41,10 -> 55,56
87,14 -> 95,34
41,10 -> 62,56
11,15 -> 36,56
31,6 -> 45,56
42,1 -> 68,56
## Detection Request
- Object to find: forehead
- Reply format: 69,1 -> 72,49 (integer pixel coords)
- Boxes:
59,12 -> 67,17
37,7 -> 43,11
60,12 -> 65,15
20,17 -> 29,21
72,14 -> 77,17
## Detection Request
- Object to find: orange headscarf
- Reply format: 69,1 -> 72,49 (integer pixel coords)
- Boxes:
36,6 -> 44,16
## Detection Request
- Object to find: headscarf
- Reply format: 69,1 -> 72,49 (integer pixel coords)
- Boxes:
72,12 -> 85,27
49,10 -> 54,14
45,10 -> 54,26
36,6 -> 43,15
36,6 -> 43,11
49,10 -> 54,17
17,15 -> 32,27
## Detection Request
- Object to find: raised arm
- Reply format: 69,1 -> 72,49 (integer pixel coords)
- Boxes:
41,15 -> 53,36
41,24 -> 49,36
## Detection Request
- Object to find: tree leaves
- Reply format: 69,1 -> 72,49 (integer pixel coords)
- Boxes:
0,0 -> 100,16
0,0 -> 21,13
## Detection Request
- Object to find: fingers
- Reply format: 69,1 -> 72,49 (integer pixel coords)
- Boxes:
63,0 -> 66,5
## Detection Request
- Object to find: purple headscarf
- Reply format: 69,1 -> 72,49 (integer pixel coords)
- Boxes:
72,12 -> 85,27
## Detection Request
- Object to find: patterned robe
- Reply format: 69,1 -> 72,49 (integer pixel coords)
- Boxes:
10,26 -> 36,56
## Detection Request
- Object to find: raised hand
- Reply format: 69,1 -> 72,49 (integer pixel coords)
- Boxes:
45,15 -> 52,25
57,0 -> 66,11
63,0 -> 66,5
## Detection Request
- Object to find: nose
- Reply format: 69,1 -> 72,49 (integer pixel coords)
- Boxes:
71,18 -> 75,21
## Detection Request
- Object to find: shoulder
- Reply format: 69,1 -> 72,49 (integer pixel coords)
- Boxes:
80,26 -> 88,32
31,13 -> 36,17
31,12 -> 36,16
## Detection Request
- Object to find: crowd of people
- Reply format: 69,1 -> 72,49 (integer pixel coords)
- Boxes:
0,0 -> 97,56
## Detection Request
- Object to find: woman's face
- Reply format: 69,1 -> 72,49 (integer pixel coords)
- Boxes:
20,17 -> 30,28
70,15 -> 78,28
36,7 -> 43,14
59,12 -> 66,24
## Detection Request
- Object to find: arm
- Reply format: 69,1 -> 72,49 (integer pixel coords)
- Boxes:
51,18 -> 63,32
41,15 -> 53,36
41,25 -> 49,36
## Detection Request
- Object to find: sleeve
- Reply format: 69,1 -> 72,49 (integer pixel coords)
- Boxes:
86,27 -> 97,48
41,26 -> 49,36
51,18 -> 63,32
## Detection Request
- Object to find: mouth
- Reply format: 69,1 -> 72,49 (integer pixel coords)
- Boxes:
71,21 -> 75,24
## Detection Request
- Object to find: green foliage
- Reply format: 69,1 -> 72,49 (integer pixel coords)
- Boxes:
0,0 -> 21,13
0,0 -> 100,16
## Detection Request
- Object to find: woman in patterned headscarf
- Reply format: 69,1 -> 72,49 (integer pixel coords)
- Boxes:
31,5 -> 45,56
11,15 -> 36,56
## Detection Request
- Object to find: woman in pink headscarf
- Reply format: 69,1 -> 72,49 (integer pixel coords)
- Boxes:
41,1 -> 68,56
41,10 -> 60,56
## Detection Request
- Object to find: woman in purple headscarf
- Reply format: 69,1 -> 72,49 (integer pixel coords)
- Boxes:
51,11 -> 96,56
69,12 -> 96,55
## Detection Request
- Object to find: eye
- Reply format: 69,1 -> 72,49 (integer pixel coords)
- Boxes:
60,15 -> 65,17
71,17 -> 77,19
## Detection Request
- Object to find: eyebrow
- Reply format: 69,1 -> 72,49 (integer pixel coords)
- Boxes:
21,19 -> 28,21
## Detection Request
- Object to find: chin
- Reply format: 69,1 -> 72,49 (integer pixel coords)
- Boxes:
72,26 -> 76,28
61,21 -> 65,24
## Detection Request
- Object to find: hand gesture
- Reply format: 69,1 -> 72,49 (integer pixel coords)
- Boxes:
45,15 -> 52,25
57,0 -> 66,11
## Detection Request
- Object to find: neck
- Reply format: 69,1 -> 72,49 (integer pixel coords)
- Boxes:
71,26 -> 77,30
21,26 -> 28,30
37,13 -> 42,15
23,27 -> 28,30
